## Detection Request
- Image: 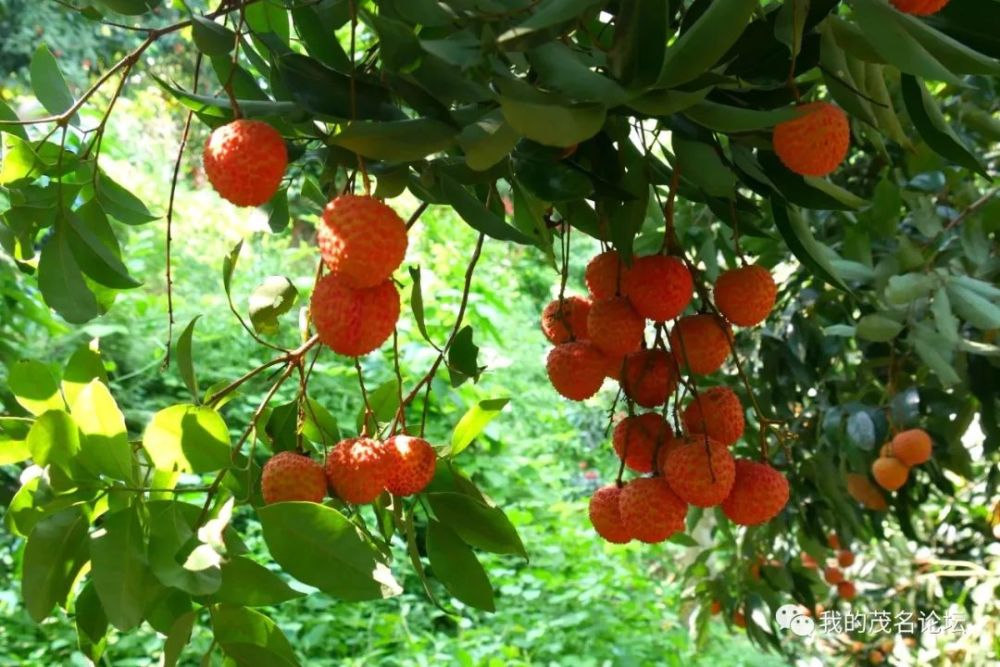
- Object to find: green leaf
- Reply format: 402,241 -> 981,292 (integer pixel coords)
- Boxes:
90,505 -> 151,630
22,508 -> 90,622
38,224 -> 101,324
192,15 -> 236,55
426,521 -> 495,612
0,418 -> 32,465
258,502 -> 402,601
276,54 -> 402,121
211,605 -> 300,667
449,398 -> 510,457
263,188 -> 289,232
673,137 -> 735,199
447,326 -> 480,387
248,276 -> 298,336
356,378 -> 401,435
801,177 -> 868,209
947,281 -> 1000,330
856,314 -> 904,342
27,410 -> 82,475
626,88 -> 711,116
177,316 -> 201,402
291,5 -> 350,70
775,0 -> 810,58
893,5 -> 1000,76
496,0 -> 604,49
63,345 -> 108,408
771,201 -> 850,293
331,119 -> 456,163
499,88 -> 605,149
9,359 -> 63,415
96,0 -> 160,15
456,110 -> 520,172
163,610 -> 197,667
0,97 -> 29,140
301,399 -> 340,446
912,328 -> 960,386
147,502 -> 222,596
0,135 -> 48,184
885,273 -> 935,305
222,240 -> 243,296
610,0 -> 669,87
72,380 -> 135,483
213,557 -> 303,607
245,1 -> 290,43
142,404 -> 232,473
527,42 -> 626,104
408,266 -> 434,344
75,582 -> 108,664
684,102 -> 803,133
65,212 -> 141,289
427,492 -> 526,557
439,176 -> 534,245
29,45 -> 75,118
900,75 -> 987,176
657,0 -> 759,88
96,171 -> 159,224
152,74 -> 300,119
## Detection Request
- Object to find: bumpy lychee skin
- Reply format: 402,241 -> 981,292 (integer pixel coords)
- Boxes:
622,255 -> 693,322
203,119 -> 288,207
317,195 -> 408,288
670,314 -> 732,375
654,434 -> 690,473
618,477 -> 687,544
888,428 -> 932,466
713,265 -> 777,327
773,102 -> 850,177
261,451 -> 327,504
613,412 -> 673,473
541,295 -> 590,344
721,459 -> 790,526
325,438 -> 390,504
837,581 -> 857,600
682,386 -> 745,447
383,435 -> 436,496
891,0 -> 949,15
588,297 -> 645,357
311,274 -> 400,357
621,349 -> 676,407
871,456 -> 908,491
588,485 -> 632,544
837,550 -> 855,568
585,251 -> 629,300
664,437 -> 735,508
546,341 -> 607,401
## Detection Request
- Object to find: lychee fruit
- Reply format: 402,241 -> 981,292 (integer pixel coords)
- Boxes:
604,353 -> 626,380
383,435 -> 436,496
846,473 -> 888,511
621,349 -> 676,408
872,456 -> 908,491
622,255 -> 693,322
311,274 -> 400,357
612,412 -> 673,473
546,341 -> 607,401
585,251 -> 629,300
891,0 -> 949,15
203,119 -> 287,207
888,428 -> 932,466
824,566 -> 844,585
670,314 -> 732,375
827,532 -> 841,549
721,459 -> 789,525
588,297 -> 644,357
713,265 -> 777,327
654,434 -> 688,472
732,610 -> 746,628
838,580 -> 857,600
710,600 -> 721,615
317,195 -> 408,288
681,386 -> 745,447
663,437 -> 735,507
772,102 -> 850,177
588,485 -> 632,544
325,437 -> 390,504
541,295 -> 590,344
261,451 -> 327,504
618,477 -> 687,543
837,550 -> 855,568
801,552 -> 819,569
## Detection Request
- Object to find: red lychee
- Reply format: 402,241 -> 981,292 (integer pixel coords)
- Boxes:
588,485 -> 632,544
891,0 -> 949,15
618,477 -> 688,544
773,102 -> 850,177
585,251 -> 629,300
612,412 -> 673,473
588,297 -> 644,357
713,265 -> 777,327
541,295 -> 590,344
325,437 -> 390,504
203,119 -> 287,207
383,435 -> 436,496
681,386 -> 745,447
546,341 -> 607,401
663,437 -> 735,508
622,255 -> 693,322
261,451 -> 327,504
670,314 -> 731,375
317,195 -> 408,288
621,349 -> 676,408
721,459 -> 790,526
311,274 -> 400,357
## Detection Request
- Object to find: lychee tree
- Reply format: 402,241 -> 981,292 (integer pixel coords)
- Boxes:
0,0 -> 998,664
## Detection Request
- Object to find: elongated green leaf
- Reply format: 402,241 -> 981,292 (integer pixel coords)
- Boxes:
91,505 -> 151,630
685,102 -> 803,133
147,502 -> 222,596
62,345 -> 108,408
771,201 -> 850,292
177,316 -> 200,402
408,266 -> 433,344
22,508 -> 90,622
456,110 -> 520,172
896,8 -> 1000,76
213,557 -> 303,607
0,418 -> 31,465
163,610 -> 197,667
900,75 -> 987,176
427,492 -> 526,557
439,176 -> 534,245
276,54 -> 402,121
0,135 -> 48,185
674,137 -> 735,199
497,0 -> 604,48
96,0 -> 160,15
142,404 -> 231,473
258,502 -> 401,601
211,605 -> 300,667
856,314 -> 904,342
0,97 -> 29,140
426,521 -> 495,611
30,45 -> 75,118
912,329 -> 960,386
152,74 -> 299,120
9,359 -> 63,415
657,0 -> 759,88
947,281 -> 1000,330
65,212 -> 140,289
192,15 -> 235,55
331,119 -> 455,162
449,398 -> 510,456
27,409 -> 82,474
249,276 -> 298,336
75,582 -> 108,663
527,42 -> 626,104
499,92 -> 606,149
356,378 -> 400,435
72,380 -> 135,483
96,171 -> 159,225
610,0 -> 669,87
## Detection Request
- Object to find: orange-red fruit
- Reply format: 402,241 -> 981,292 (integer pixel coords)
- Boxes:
588,485 -> 632,544
891,0 -> 949,15
585,251 -> 629,300
588,297 -> 645,357
670,314 -> 731,375
838,581 -> 857,600
203,119 -> 287,207
621,349 -> 677,407
801,552 -> 819,569
837,550 -> 855,568
846,473 -> 889,511
721,459 -> 790,526
869,649 -> 885,665
890,428 -> 932,466
713,265 -> 777,327
541,296 -> 591,344
612,412 -> 673,473
872,456 -> 909,491
733,610 -> 746,628
827,532 -> 841,549
681,386 -> 745,447
383,435 -> 436,496
664,437 -> 735,507
654,434 -> 689,473
824,566 -> 844,585
773,102 -> 850,177
317,195 -> 408,288
325,438 -> 390,504
311,274 -> 400,357
622,255 -> 693,322
261,451 -> 327,504
546,341 -> 607,401
710,600 -> 722,615
618,477 -> 688,544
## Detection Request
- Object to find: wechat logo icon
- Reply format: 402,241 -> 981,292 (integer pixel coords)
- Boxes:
776,604 -> 815,637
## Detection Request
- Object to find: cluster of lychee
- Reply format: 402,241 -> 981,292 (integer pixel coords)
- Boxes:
802,533 -> 859,602
539,249 -> 791,544
260,435 -> 436,505
871,428 -> 932,492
